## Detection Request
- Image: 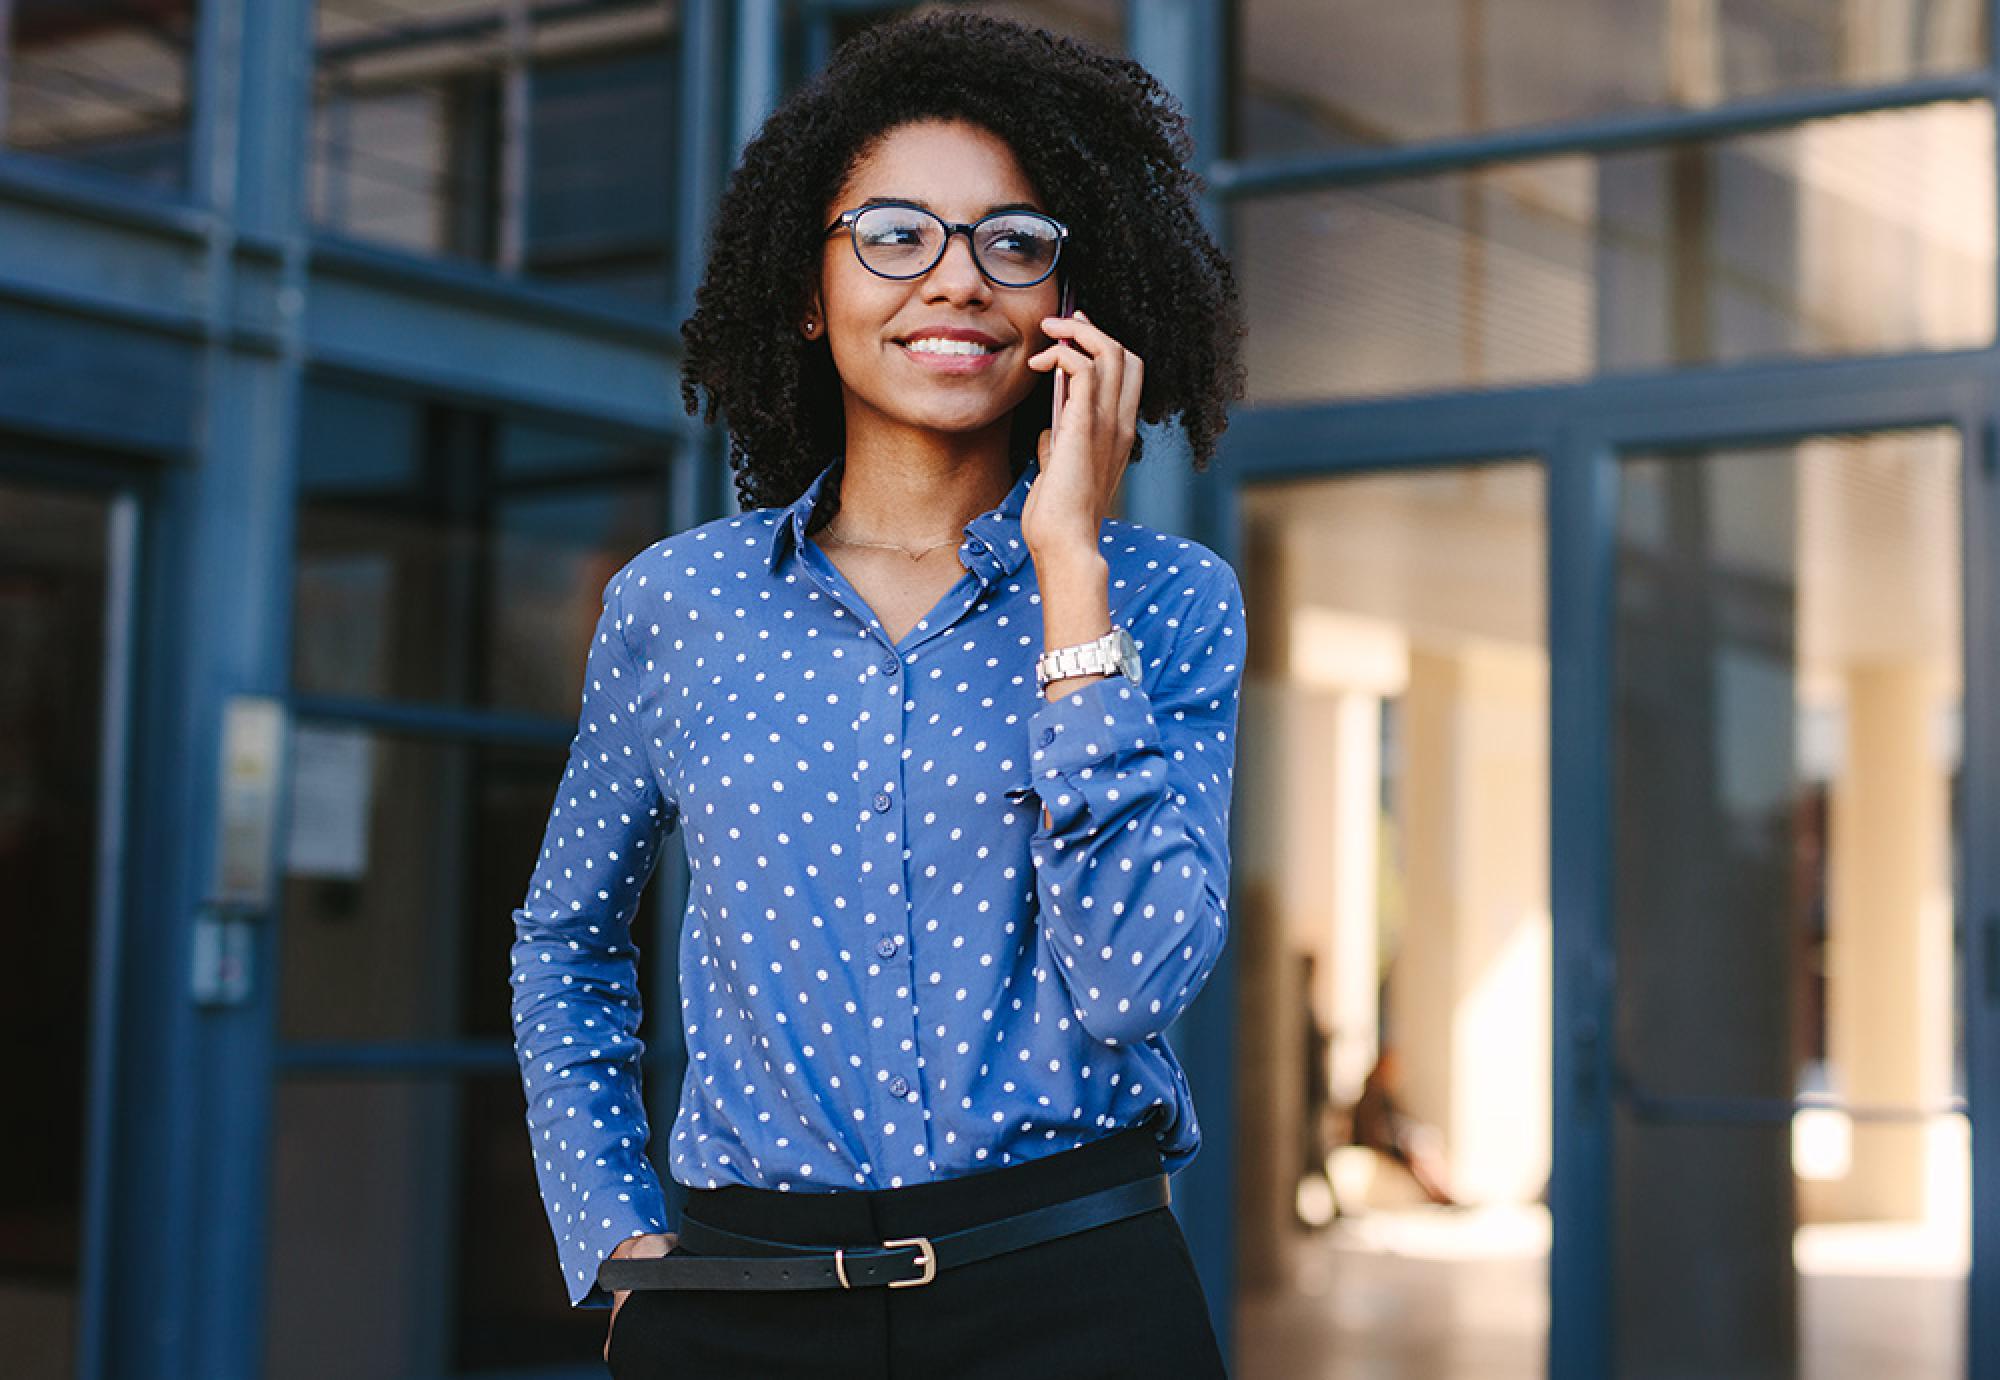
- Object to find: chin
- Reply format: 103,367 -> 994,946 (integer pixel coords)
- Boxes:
898,402 -> 1019,435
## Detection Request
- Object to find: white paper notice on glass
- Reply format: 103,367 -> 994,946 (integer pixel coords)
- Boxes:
284,723 -> 374,879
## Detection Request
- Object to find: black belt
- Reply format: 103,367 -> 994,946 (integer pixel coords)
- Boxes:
596,1171 -> 1171,1293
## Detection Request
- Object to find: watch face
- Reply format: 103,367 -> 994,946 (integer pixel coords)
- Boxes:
1113,628 -> 1142,683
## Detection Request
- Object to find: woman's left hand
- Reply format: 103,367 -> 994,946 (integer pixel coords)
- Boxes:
1022,309 -> 1143,564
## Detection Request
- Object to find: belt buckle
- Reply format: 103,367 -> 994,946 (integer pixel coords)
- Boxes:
833,1235 -> 936,1289
882,1235 -> 937,1288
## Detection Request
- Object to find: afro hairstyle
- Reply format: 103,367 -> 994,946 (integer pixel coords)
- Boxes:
678,9 -> 1246,518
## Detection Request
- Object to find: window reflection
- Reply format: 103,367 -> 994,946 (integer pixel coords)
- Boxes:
0,482 -> 113,1380
3,0 -> 201,191
290,377 -> 671,720
264,1073 -> 616,1376
1613,431 -> 1966,1379
1234,0 -> 1988,159
1239,101 -> 1994,402
1233,464 -> 1551,1379
310,0 -> 679,308
278,729 -> 581,1044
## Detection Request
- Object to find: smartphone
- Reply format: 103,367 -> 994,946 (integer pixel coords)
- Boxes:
1049,277 -> 1077,442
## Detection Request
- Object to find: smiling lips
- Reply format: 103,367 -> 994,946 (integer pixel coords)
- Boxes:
897,329 -> 1006,372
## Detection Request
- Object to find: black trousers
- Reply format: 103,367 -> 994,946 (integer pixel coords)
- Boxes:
605,1125 -> 1230,1379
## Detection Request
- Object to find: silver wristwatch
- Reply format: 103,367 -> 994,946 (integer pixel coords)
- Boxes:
1036,625 -> 1142,691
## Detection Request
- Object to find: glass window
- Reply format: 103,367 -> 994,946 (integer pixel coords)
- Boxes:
289,377 -> 672,719
524,42 -> 678,306
1234,0 -> 1988,160
0,481 -> 116,1379
3,0 -> 201,192
310,0 -> 679,309
1234,462 -> 1551,1377
1238,100 -> 1993,403
263,1073 -> 620,1374
1612,429 -> 1966,1378
277,730 -> 591,1044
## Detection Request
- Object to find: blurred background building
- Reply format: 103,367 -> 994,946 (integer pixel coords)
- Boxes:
1,1 -> 1996,1378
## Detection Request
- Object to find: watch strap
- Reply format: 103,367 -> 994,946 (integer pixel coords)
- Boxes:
1036,626 -> 1134,690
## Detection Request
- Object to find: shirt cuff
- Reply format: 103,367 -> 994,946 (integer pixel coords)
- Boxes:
1005,676 -> 1159,835
572,1183 -> 671,1309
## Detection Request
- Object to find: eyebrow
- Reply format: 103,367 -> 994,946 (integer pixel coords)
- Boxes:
859,195 -> 1046,216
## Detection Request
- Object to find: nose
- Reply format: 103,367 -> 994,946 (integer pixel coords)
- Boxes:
923,228 -> 991,301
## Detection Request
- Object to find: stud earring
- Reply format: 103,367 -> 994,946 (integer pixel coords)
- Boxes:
803,318 -> 818,337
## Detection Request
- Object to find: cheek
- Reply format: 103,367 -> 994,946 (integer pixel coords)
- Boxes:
823,262 -> 897,335
1019,295 -> 1060,350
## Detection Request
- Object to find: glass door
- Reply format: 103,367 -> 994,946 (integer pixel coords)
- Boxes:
267,380 -> 678,1377
0,477 -> 138,1380
1607,426 -> 1969,1379
1232,459 -> 1553,1380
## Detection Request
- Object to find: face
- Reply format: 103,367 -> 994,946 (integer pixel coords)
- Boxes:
807,118 -> 1061,449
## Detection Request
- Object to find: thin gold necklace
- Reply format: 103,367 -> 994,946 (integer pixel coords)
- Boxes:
820,524 -> 961,561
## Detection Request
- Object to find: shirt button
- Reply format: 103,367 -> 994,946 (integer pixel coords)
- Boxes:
1040,727 -> 1057,746
881,654 -> 900,675
889,1076 -> 909,1097
872,791 -> 893,812
876,936 -> 898,959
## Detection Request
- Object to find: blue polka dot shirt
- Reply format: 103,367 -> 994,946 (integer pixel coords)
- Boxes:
509,454 -> 1245,1307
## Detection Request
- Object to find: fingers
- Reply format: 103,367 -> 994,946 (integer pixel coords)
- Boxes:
1031,340 -> 1097,416
1037,312 -> 1142,441
1039,309 -> 1117,359
1116,347 -> 1143,443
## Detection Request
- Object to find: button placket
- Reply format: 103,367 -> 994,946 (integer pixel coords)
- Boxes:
862,630 -> 923,1147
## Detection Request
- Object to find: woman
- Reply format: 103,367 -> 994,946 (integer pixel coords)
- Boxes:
508,12 -> 1246,1376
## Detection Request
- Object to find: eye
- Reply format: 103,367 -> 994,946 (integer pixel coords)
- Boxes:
861,222 -> 925,246
854,207 -> 934,243
980,219 -> 1059,265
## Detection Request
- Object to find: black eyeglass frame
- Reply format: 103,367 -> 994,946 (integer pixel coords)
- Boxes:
821,201 -> 1070,288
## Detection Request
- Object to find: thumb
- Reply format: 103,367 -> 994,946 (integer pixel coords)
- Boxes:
609,1230 -> 677,1263
1037,428 -> 1052,466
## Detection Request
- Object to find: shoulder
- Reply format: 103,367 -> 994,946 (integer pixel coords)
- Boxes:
602,509 -> 785,606
1099,518 -> 1243,629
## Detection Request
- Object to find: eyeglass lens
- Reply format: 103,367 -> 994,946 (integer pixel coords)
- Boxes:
850,206 -> 1061,285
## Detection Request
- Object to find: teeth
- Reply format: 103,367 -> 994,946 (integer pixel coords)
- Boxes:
903,338 -> 997,356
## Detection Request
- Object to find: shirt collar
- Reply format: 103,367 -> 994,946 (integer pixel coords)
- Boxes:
766,454 -> 1037,585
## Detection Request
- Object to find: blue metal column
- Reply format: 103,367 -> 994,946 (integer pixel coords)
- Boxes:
1125,0 -> 1239,1363
1125,0 -> 1225,546
1969,408 -> 2000,1380
1971,14 -> 2000,1378
184,0 -> 314,1368
731,0 -> 783,167
1545,437 -> 1619,1380
676,0 -> 735,526
111,0 -> 314,1376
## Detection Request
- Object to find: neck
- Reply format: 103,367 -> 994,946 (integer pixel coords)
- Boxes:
826,421 -> 1018,546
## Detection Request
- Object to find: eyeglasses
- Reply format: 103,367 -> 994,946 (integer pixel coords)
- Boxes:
822,202 -> 1068,288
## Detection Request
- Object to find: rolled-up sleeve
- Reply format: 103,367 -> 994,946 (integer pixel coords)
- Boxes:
508,566 -> 678,1308
1006,561 -> 1245,1047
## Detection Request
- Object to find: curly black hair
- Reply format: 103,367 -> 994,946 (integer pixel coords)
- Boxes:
678,9 -> 1246,518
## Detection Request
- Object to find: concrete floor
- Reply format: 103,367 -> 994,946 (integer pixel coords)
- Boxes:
1234,1205 -> 1965,1380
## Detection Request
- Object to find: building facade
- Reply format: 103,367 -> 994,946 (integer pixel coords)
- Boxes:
2,2 -> 1997,1378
